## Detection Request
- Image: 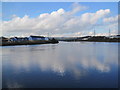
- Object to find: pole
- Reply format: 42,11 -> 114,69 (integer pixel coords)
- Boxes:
94,29 -> 96,37
109,29 -> 110,37
47,32 -> 49,37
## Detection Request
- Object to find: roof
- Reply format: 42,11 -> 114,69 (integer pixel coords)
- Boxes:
0,37 -> 9,41
0,37 -> 8,39
10,37 -> 28,39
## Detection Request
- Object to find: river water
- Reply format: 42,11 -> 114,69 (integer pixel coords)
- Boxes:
1,42 -> 119,88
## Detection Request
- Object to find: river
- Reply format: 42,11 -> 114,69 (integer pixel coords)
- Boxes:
1,42 -> 119,88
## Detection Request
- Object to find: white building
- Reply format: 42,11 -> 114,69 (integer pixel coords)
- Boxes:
28,36 -> 49,41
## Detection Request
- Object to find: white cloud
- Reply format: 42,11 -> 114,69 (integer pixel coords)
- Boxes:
80,9 -> 110,26
103,15 -> 118,35
1,3 -> 117,37
68,2 -> 87,15
103,15 -> 118,23
3,42 -> 117,78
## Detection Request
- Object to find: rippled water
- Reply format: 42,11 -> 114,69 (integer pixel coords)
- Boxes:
1,42 -> 119,88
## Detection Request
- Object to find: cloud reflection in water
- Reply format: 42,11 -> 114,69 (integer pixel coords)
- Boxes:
2,42 -> 118,78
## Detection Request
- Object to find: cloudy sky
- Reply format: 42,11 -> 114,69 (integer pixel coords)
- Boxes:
1,2 -> 118,37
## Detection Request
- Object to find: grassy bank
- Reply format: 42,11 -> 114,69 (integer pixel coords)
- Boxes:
0,40 -> 59,46
60,36 -> 120,42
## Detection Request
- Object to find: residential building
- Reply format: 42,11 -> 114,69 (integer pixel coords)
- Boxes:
28,36 -> 49,41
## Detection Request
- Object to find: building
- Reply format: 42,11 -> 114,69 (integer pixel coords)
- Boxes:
109,35 -> 120,39
17,37 -> 29,41
28,36 -> 49,41
0,37 -> 9,42
9,37 -> 29,42
81,36 -> 91,40
9,37 -> 18,42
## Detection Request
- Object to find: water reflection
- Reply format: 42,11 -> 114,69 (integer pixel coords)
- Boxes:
0,47 -> 2,89
2,42 -> 118,88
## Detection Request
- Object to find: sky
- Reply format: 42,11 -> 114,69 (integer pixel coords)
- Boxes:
1,2 -> 119,37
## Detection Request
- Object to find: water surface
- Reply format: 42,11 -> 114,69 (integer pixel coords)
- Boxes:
2,42 -> 118,88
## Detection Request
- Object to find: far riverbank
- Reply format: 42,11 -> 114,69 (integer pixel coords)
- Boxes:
0,40 -> 59,46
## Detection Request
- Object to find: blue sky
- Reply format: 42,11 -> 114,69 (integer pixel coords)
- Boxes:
1,2 -> 119,37
2,2 -> 118,21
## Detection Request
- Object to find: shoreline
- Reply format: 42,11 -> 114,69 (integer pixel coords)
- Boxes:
0,40 -> 59,46
61,40 -> 120,43
1,40 -> 120,46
